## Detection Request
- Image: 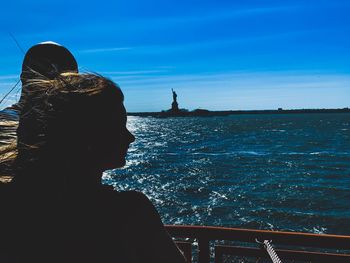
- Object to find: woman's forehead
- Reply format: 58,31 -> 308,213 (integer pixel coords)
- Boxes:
108,102 -> 127,121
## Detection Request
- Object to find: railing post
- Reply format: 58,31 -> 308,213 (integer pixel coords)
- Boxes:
198,238 -> 210,263
175,242 -> 192,263
214,246 -> 223,263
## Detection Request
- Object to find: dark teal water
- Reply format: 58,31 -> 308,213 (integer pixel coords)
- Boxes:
103,113 -> 350,235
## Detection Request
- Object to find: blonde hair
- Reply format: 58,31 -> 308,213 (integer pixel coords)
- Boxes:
0,120 -> 17,182
0,73 -> 123,184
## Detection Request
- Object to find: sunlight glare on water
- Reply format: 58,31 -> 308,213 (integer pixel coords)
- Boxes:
102,113 -> 350,235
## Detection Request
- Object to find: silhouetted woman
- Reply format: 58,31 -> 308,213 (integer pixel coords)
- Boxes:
0,44 -> 186,263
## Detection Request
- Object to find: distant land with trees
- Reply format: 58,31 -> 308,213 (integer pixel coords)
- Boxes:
128,107 -> 350,118
128,89 -> 350,117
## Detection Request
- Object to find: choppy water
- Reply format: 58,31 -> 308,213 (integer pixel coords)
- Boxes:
102,113 -> 350,235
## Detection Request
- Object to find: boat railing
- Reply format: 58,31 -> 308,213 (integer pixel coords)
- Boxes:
165,225 -> 350,263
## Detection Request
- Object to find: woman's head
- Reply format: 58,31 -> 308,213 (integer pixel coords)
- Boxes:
17,41 -> 79,111
21,41 -> 78,81
15,73 -> 134,183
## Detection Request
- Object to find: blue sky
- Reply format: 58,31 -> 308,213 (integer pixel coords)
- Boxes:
0,0 -> 349,111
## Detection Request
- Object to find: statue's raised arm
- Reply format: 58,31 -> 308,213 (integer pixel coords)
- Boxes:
172,89 -> 177,102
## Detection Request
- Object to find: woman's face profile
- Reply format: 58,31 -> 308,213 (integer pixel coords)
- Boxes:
98,101 -> 135,170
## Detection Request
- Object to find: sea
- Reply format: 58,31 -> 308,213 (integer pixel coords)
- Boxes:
102,113 -> 350,235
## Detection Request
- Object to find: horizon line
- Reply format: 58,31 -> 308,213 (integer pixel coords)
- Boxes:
127,107 -> 350,114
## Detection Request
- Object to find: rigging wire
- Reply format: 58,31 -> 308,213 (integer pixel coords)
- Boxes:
0,33 -> 24,108
9,32 -> 25,55
0,79 -> 20,106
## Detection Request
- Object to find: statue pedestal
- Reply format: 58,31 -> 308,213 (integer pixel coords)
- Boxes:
171,101 -> 179,112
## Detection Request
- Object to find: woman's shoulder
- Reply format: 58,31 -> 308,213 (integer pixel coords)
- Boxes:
0,182 -> 16,203
101,186 -> 161,225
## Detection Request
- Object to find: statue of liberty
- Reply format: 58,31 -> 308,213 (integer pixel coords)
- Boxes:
172,88 -> 177,103
171,89 -> 179,112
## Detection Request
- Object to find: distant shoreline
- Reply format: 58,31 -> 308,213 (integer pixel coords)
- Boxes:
128,108 -> 350,117
1,107 -> 350,119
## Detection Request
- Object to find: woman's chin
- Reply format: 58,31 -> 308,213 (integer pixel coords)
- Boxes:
102,158 -> 126,170
115,159 -> 126,168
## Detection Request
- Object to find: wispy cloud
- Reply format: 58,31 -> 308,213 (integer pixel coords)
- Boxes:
14,4 -> 300,40
0,83 -> 21,110
0,74 -> 18,80
119,70 -> 350,111
0,95 -> 19,109
118,70 -> 350,90
78,47 -> 133,53
76,29 -> 316,56
100,70 -> 169,75
152,5 -> 299,25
